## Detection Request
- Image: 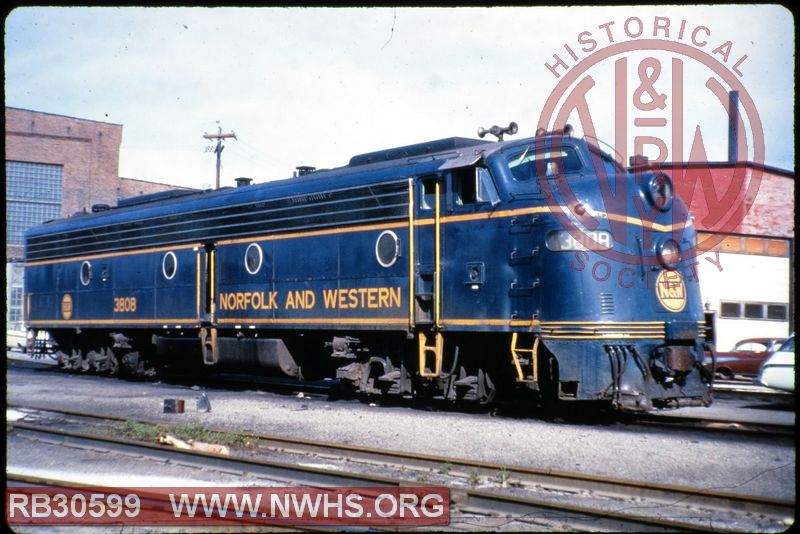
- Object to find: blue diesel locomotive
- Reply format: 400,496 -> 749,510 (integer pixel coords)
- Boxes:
24,125 -> 714,411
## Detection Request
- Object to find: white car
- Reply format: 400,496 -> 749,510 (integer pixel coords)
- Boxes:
6,329 -> 28,352
758,336 -> 795,393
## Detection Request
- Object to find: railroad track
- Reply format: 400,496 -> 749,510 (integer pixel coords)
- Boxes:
619,412 -> 795,438
7,403 -> 794,532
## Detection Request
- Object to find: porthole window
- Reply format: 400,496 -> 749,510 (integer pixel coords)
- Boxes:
162,251 -> 177,280
80,261 -> 92,286
245,243 -> 263,275
375,230 -> 401,268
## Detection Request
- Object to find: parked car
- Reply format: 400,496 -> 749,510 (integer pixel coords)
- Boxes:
6,329 -> 28,352
758,336 -> 794,393
706,337 -> 787,380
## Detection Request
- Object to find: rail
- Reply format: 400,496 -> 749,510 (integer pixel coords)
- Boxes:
7,404 -> 794,532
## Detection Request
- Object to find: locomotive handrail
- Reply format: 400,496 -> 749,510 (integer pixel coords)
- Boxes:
407,177 -> 415,330
701,341 -> 717,387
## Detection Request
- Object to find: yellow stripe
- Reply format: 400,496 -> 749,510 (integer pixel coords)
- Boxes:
26,243 -> 201,267
543,331 -> 664,336
26,319 -> 198,326
440,319 -> 663,329
438,206 -> 549,224
442,318 -> 542,327
541,334 -> 664,340
27,315 -> 668,335
542,321 -> 664,326
216,317 -> 408,325
415,206 -> 688,232
540,320 -> 666,340
604,213 -> 691,233
542,328 -> 664,333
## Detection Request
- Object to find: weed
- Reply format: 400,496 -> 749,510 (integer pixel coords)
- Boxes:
115,421 -> 161,441
112,421 -> 250,447
496,468 -> 511,487
467,469 -> 481,487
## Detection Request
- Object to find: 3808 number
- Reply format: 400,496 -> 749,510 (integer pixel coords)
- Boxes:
113,297 -> 137,313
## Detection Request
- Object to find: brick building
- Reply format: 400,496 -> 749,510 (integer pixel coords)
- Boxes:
5,107 -> 195,332
634,161 -> 795,351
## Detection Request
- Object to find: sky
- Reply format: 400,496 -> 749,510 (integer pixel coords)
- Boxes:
4,6 -> 795,190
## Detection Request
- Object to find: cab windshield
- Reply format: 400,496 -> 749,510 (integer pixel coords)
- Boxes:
506,144 -> 583,181
587,144 -> 627,174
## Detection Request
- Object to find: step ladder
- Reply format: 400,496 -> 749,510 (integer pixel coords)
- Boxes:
510,333 -> 539,385
418,331 -> 443,378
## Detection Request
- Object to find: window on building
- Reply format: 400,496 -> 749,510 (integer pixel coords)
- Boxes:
720,302 -> 741,318
720,301 -> 789,322
5,161 -> 63,245
744,303 -> 764,319
8,287 -> 23,326
767,304 -> 788,321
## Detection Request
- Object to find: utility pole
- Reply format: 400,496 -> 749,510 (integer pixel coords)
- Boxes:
203,125 -> 237,189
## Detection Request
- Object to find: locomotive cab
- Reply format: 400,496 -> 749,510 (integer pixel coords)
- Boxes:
482,132 -> 712,410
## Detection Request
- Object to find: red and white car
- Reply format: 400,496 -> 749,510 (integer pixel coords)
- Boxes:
707,337 -> 787,380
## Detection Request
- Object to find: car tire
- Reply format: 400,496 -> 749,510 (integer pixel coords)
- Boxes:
716,368 -> 734,380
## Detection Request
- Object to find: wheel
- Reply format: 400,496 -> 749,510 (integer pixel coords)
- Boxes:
56,350 -> 70,370
716,368 -> 734,380
79,350 -> 93,372
107,349 -> 120,375
476,369 -> 496,405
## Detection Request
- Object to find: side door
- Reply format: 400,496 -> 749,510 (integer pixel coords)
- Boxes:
413,174 -> 442,326
440,166 -> 504,327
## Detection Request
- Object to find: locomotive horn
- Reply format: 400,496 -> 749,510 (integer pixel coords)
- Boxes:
477,121 -> 518,141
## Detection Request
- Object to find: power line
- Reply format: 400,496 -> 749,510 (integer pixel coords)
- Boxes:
227,141 -> 271,167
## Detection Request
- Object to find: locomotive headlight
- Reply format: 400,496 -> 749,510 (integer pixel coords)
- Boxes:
546,230 -> 612,251
657,239 -> 682,269
645,173 -> 674,211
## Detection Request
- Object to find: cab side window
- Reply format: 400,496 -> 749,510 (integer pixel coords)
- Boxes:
453,167 -> 499,206
453,168 -> 477,205
419,177 -> 436,210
